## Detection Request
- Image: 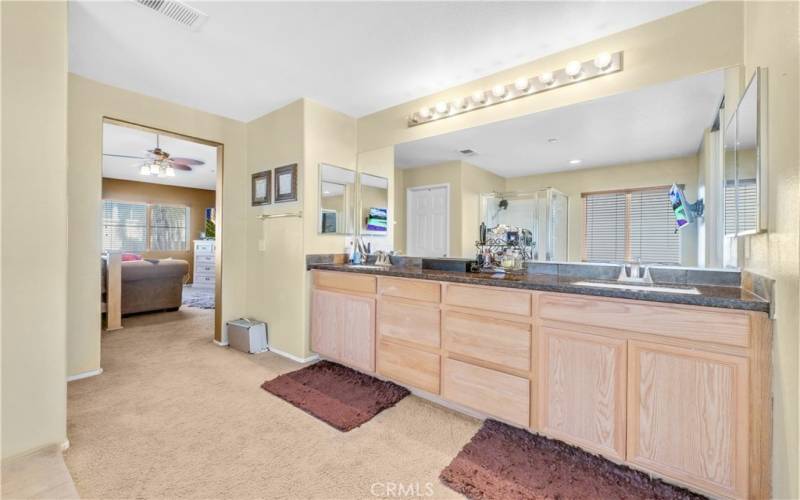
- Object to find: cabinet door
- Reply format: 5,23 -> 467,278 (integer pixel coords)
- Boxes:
310,289 -> 340,359
538,327 -> 626,460
340,293 -> 376,372
310,289 -> 376,373
628,341 -> 748,499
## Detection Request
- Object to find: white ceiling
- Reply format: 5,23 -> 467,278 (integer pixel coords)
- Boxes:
102,122 -> 218,190
395,70 -> 724,177
69,1 -> 700,121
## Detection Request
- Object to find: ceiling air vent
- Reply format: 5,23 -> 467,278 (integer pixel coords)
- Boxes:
132,0 -> 209,31
459,149 -> 477,156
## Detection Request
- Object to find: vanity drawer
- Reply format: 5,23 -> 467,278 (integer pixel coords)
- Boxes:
379,277 -> 440,303
444,311 -> 530,372
539,293 -> 751,347
445,284 -> 531,317
379,298 -> 440,348
443,358 -> 529,426
314,271 -> 376,294
377,339 -> 440,394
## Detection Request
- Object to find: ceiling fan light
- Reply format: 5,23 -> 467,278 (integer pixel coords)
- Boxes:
139,164 -> 151,176
165,166 -> 176,177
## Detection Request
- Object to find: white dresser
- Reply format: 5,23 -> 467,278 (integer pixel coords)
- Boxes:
193,239 -> 216,288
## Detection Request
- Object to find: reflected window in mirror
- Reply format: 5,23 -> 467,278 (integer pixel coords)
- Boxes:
360,173 -> 389,235
318,164 -> 356,235
583,187 -> 681,265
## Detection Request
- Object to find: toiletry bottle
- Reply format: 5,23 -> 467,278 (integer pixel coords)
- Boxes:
353,247 -> 362,265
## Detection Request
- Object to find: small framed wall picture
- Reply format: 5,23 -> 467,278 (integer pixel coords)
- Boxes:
251,170 -> 271,206
274,163 -> 298,203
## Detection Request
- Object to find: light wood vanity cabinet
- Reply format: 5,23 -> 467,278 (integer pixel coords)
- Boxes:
310,271 -> 771,499
537,326 -> 627,461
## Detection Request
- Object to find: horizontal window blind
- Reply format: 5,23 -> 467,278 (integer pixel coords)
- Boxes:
630,189 -> 680,265
724,182 -> 738,234
150,205 -> 189,251
583,192 -> 627,262
725,180 -> 758,234
103,200 -> 147,252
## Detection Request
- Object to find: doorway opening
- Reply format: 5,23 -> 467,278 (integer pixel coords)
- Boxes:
406,184 -> 450,258
100,118 -> 224,340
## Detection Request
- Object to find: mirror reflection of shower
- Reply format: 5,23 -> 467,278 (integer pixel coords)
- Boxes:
481,189 -> 568,262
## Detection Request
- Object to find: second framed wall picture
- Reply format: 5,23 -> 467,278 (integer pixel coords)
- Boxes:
274,163 -> 298,202
252,170 -> 271,206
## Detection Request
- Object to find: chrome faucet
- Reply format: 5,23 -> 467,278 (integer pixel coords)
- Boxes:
618,258 -> 653,283
374,250 -> 392,267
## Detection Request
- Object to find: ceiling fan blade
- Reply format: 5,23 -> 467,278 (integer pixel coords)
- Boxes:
171,157 -> 205,166
171,164 -> 192,171
104,153 -> 148,160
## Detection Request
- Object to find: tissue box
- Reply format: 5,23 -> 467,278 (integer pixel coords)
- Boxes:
227,319 -> 268,353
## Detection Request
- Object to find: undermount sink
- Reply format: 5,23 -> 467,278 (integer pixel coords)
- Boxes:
572,281 -> 701,295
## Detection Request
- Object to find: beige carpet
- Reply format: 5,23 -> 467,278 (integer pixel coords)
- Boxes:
65,308 -> 479,499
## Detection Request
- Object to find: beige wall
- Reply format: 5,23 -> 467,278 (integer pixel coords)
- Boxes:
357,146 -> 395,253
101,178 -> 216,282
461,162 -> 505,257
68,74 -> 248,375
245,99 -> 307,357
357,2 -> 743,153
741,2 -> 800,497
510,156 -> 699,266
1,1 -> 68,458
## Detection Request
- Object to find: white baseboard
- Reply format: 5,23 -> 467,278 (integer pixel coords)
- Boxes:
213,340 -> 229,347
268,347 -> 319,364
67,368 -> 103,382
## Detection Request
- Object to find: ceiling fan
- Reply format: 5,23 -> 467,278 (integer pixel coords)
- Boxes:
103,135 -> 205,178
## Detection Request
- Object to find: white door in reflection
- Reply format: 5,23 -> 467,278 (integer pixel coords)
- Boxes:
407,184 -> 449,257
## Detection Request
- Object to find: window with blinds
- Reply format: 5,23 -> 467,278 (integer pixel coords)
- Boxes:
103,200 -> 147,252
150,205 -> 189,251
725,180 -> 758,234
583,187 -> 681,265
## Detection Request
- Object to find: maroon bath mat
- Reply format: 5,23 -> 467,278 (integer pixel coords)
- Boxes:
260,360 -> 410,432
440,419 -> 707,500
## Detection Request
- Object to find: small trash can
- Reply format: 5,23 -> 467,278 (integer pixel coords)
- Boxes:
227,318 -> 268,353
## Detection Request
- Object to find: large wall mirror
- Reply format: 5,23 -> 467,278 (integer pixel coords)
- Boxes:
724,69 -> 767,236
394,68 -> 741,268
318,163 -> 355,234
359,173 -> 389,235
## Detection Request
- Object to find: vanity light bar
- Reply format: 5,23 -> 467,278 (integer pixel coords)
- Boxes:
408,51 -> 623,127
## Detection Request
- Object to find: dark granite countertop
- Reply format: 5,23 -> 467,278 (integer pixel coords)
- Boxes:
307,263 -> 770,313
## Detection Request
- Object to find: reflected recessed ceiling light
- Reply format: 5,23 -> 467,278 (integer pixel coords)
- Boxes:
514,77 -> 530,92
538,72 -> 555,86
594,52 -> 613,71
565,61 -> 583,78
547,138 -> 559,143
323,190 -> 330,195
569,159 -> 582,165
491,84 -> 507,98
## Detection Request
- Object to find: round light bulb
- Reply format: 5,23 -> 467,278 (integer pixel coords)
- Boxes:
539,72 -> 555,86
139,164 -> 151,176
157,165 -> 167,178
593,52 -> 612,70
418,107 -> 432,119
565,60 -> 583,78
165,166 -> 176,177
435,101 -> 449,114
491,84 -> 507,98
452,97 -> 466,110
471,91 -> 486,105
514,77 -> 530,92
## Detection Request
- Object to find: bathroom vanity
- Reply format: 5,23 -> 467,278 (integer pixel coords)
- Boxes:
308,265 -> 771,500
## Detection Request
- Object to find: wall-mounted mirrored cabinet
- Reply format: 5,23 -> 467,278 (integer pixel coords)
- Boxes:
359,173 -> 389,235
724,68 -> 767,237
318,163 -> 356,235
